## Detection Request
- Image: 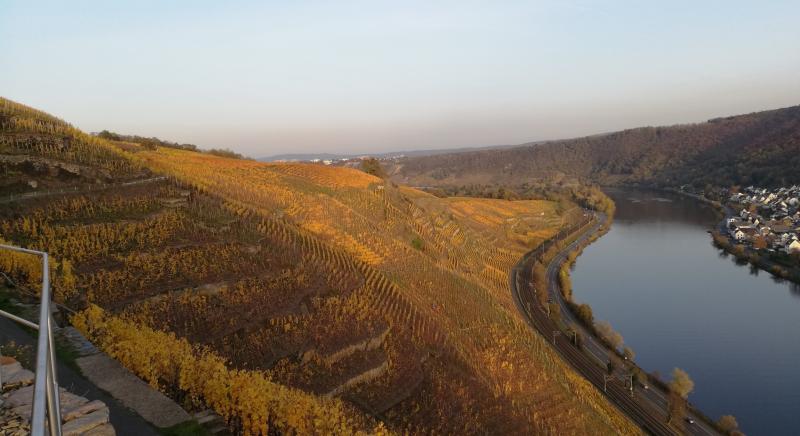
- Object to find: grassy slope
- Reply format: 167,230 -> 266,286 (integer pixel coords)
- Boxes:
0,97 -> 639,434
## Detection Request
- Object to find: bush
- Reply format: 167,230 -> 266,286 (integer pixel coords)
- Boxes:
595,320 -> 623,351
206,148 -> 244,159
717,415 -> 739,434
576,303 -> 593,327
360,158 -> 387,178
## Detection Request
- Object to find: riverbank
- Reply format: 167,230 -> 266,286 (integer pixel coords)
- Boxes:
569,188 -> 800,434
667,188 -> 800,285
512,211 -> 720,436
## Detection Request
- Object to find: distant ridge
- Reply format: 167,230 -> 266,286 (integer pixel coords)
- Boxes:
258,143 -> 526,162
393,104 -> 800,188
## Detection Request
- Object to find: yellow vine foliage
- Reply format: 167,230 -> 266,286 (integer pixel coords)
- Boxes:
72,305 -> 388,436
0,237 -> 42,285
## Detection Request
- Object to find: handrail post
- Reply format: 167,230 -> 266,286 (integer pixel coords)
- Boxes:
0,245 -> 62,435
29,251 -> 58,436
47,313 -> 62,436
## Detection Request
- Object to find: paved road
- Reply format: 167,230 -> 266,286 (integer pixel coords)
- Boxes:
510,212 -> 719,436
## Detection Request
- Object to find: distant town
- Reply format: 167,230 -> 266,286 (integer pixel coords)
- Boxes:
726,186 -> 800,255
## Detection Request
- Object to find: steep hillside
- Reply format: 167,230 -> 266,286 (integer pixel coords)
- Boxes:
393,105 -> 800,189
0,98 -> 147,192
0,97 -> 639,434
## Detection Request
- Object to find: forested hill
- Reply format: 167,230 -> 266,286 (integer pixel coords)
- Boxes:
393,104 -> 800,189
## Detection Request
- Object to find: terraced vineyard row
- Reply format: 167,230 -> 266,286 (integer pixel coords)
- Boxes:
1,97 -> 640,435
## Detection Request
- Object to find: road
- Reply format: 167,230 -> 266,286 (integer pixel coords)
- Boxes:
510,212 -> 718,436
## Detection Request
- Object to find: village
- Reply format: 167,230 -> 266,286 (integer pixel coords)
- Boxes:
726,185 -> 800,256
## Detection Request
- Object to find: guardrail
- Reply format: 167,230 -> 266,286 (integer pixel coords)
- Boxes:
0,244 -> 62,436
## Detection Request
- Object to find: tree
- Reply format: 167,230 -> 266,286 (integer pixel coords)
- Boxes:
666,390 -> 686,425
669,367 -> 695,399
360,158 -> 387,178
752,236 -> 767,250
532,262 -> 548,306
718,415 -> 739,434
595,320 -> 624,351
632,367 -> 647,386
548,302 -> 561,324
576,303 -> 593,326
623,346 -> 635,362
207,148 -> 244,159
558,268 -> 572,300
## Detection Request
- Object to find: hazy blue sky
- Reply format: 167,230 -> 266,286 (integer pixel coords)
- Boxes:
2,1 -> 799,157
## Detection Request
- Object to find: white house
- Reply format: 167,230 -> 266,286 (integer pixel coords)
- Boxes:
734,229 -> 747,241
787,239 -> 800,254
766,193 -> 778,203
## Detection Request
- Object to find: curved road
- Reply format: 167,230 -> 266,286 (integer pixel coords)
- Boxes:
511,212 -> 718,436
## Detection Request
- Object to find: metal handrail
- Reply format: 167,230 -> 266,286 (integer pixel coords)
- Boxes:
0,244 -> 62,436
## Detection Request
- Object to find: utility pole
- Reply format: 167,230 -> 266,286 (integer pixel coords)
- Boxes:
568,330 -> 577,345
628,374 -> 634,398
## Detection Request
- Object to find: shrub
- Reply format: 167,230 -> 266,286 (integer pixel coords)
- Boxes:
576,303 -> 593,327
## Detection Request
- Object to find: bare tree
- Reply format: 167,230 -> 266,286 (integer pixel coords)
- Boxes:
669,367 -> 695,399
595,320 -> 624,351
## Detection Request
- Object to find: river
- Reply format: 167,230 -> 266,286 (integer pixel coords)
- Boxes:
570,188 -> 800,436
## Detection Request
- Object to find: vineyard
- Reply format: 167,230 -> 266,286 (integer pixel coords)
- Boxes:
0,97 -> 640,435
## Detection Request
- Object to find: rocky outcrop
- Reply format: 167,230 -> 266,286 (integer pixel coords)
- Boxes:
0,357 -> 115,436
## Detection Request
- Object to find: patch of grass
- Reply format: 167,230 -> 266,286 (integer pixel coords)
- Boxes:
0,341 -> 34,367
54,335 -> 83,374
158,420 -> 213,436
0,285 -> 22,315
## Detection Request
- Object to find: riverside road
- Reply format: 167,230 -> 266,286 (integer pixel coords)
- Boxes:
510,212 -> 718,436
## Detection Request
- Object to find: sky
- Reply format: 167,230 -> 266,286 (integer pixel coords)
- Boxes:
2,1 -> 800,157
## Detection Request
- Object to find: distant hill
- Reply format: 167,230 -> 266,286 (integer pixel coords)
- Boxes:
259,143 -> 523,162
393,105 -> 800,189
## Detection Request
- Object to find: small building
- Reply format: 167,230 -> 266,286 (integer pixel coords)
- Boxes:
787,240 -> 800,254
772,224 -> 793,234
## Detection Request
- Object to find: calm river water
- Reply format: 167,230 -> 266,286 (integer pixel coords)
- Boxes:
570,188 -> 800,435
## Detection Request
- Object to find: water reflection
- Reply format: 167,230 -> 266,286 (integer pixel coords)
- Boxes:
571,188 -> 800,436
